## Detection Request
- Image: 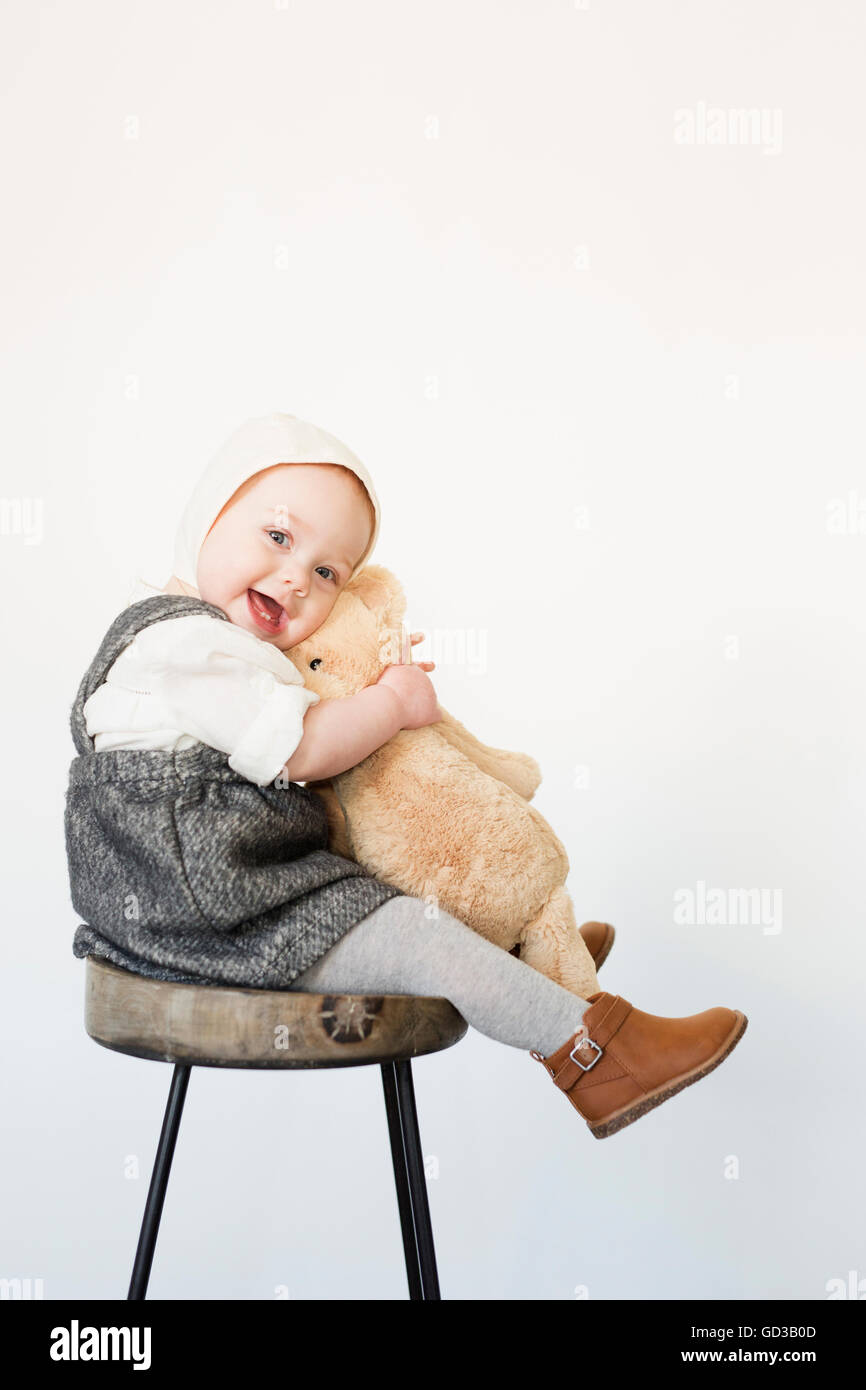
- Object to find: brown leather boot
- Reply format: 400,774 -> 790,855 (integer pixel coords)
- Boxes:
577,921 -> 615,970
530,992 -> 747,1139
509,920 -> 616,970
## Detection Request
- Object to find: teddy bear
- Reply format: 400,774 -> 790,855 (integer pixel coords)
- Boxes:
288,564 -> 601,1000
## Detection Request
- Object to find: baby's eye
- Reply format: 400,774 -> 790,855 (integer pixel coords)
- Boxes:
268,530 -> 335,583
309,658 -> 323,670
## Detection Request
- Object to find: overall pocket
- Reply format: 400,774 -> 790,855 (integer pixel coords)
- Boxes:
65,777 -> 208,933
172,776 -> 330,930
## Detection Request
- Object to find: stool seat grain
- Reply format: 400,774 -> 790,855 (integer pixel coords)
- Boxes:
84,955 -> 468,1069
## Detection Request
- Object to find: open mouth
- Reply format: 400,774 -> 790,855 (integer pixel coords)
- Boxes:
247,589 -> 288,633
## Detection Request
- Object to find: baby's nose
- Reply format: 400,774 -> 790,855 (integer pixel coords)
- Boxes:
279,560 -> 307,592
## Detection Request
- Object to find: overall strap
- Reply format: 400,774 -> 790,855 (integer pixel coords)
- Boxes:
69,593 -> 230,756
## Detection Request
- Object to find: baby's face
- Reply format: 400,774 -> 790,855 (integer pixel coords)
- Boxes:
195,463 -> 372,651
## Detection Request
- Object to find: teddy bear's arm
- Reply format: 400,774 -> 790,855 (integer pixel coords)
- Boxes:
434,707 -> 542,801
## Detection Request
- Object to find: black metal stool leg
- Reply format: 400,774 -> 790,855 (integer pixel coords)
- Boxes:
128,1063 -> 191,1300
394,1058 -> 441,1300
381,1059 -> 441,1300
381,1062 -> 423,1299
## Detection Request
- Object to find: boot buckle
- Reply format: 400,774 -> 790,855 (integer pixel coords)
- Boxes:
570,1036 -> 603,1070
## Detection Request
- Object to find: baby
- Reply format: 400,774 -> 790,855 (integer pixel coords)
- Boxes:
65,412 -> 747,1140
163,453 -> 440,786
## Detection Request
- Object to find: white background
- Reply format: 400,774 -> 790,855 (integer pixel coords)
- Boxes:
2,0 -> 864,1300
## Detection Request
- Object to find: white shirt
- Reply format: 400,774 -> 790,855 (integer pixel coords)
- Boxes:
82,579 -> 320,787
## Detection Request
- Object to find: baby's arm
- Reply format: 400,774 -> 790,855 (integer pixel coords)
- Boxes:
283,685 -> 401,782
282,663 -> 440,783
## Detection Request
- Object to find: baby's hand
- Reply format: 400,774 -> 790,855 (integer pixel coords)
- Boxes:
376,660 -> 441,731
407,630 -> 435,672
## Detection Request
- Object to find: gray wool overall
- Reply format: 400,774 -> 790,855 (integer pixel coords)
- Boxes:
64,591 -> 405,988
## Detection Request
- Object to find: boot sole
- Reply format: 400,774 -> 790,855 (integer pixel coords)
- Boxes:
587,1010 -> 749,1139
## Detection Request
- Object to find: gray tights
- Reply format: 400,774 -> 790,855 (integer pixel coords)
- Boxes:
288,892 -> 590,1055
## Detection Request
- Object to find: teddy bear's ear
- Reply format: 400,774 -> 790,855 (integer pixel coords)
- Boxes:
346,564 -> 406,627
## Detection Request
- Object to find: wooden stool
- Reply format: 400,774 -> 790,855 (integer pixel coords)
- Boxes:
84,955 -> 468,1301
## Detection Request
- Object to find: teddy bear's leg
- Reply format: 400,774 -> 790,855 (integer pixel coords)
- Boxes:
304,780 -> 354,860
434,708 -> 542,801
517,885 -> 601,1000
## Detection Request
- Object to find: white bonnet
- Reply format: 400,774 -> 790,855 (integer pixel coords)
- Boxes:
172,412 -> 381,589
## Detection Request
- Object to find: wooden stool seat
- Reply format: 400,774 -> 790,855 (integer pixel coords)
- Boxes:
81,954 -> 468,1300
85,956 -> 467,1069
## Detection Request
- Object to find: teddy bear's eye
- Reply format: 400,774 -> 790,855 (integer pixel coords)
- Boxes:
309,658 -> 323,670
